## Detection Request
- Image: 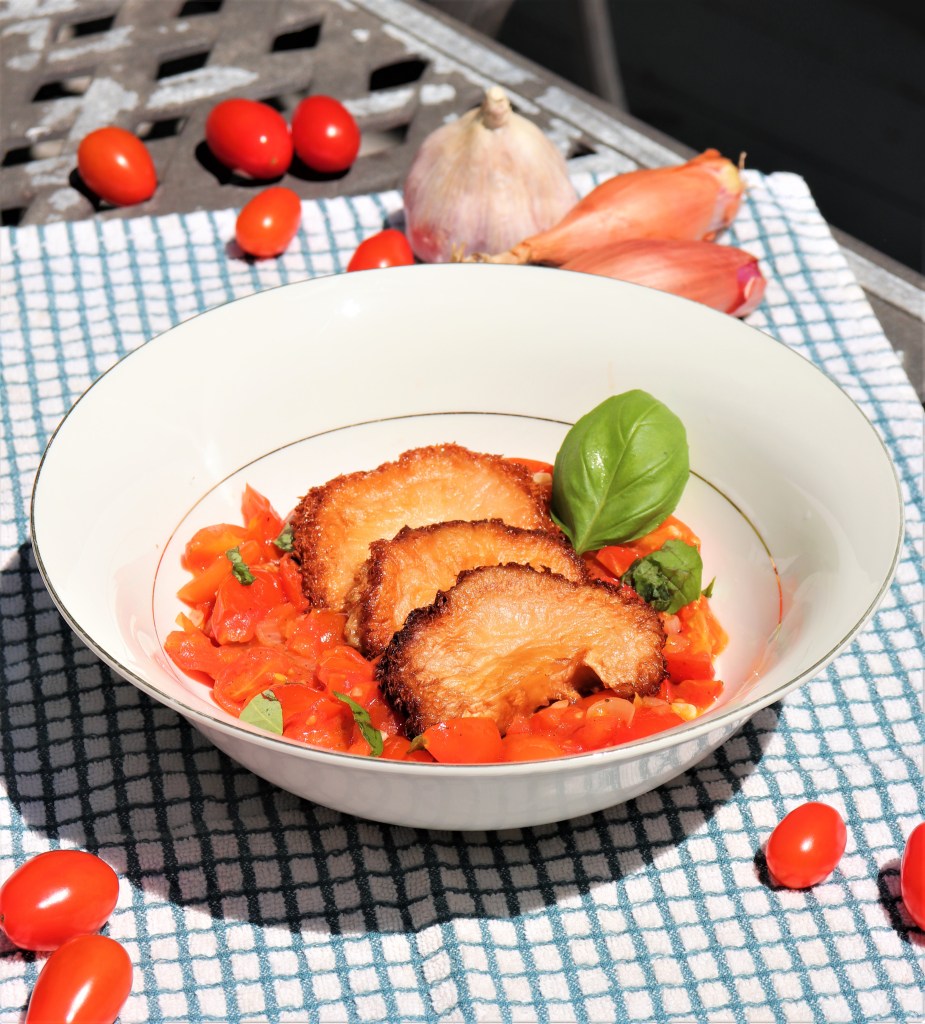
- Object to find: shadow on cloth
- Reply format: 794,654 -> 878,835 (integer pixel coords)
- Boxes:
4,541 -> 776,940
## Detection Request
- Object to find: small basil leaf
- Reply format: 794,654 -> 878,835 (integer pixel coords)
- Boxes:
274,523 -> 294,552
226,545 -> 255,585
240,690 -> 283,734
551,390 -> 689,553
408,734 -> 428,752
622,539 -> 703,614
334,691 -> 384,757
702,576 -> 716,599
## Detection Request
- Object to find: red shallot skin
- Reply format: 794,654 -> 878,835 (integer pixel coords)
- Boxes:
561,238 -> 766,317
478,149 -> 745,266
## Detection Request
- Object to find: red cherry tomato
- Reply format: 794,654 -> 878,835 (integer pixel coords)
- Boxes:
291,95 -> 360,174
765,802 -> 847,889
76,127 -> 156,206
0,850 -> 119,951
347,229 -> 415,272
235,187 -> 302,258
419,717 -> 504,764
211,567 -> 285,645
26,934 -> 132,1024
900,822 -> 925,930
205,98 -> 293,179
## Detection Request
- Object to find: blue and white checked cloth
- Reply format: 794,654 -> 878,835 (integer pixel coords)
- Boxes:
1,171 -> 923,1023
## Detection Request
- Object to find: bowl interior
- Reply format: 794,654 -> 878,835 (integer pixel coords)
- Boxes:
32,265 -> 902,761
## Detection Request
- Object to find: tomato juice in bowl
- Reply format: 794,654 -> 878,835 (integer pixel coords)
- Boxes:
32,266 -> 902,830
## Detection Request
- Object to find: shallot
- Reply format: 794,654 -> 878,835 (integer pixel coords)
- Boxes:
473,150 -> 744,266
403,87 -> 577,263
561,238 -> 765,317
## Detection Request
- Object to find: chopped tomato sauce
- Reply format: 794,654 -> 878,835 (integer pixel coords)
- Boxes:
165,485 -> 726,763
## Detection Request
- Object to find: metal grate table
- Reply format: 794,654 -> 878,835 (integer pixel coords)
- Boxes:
1,0 -> 920,395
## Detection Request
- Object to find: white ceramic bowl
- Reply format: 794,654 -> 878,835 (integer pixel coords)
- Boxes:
32,265 -> 902,831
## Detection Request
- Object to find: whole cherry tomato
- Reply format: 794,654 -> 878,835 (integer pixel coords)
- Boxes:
0,850 -> 119,951
26,934 -> 132,1024
347,229 -> 415,272
291,95 -> 360,174
76,127 -> 156,206
900,822 -> 925,930
765,802 -> 847,889
205,98 -> 293,179
235,187 -> 302,258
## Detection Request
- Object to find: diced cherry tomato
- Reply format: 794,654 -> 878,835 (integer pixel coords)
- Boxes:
212,647 -> 312,713
25,934 -> 132,1024
0,850 -> 119,951
177,551 -> 232,606
291,95 -> 360,174
235,187 -> 302,258
211,567 -> 284,644
241,485 -> 283,533
666,678 -> 724,709
664,633 -> 715,683
287,610 -> 348,663
586,695 -> 635,724
183,523 -> 249,573
632,514 -> 701,556
315,645 -> 376,692
900,822 -> 925,930
284,693 -> 354,751
419,717 -> 504,764
381,735 -> 434,762
253,603 -> 301,645
529,701 -> 586,740
567,696 -> 637,751
568,716 -> 623,751
365,697 -> 403,736
164,627 -> 224,679
267,681 -> 324,725
593,545 -> 640,580
77,126 -> 156,206
177,539 -> 262,606
765,802 -> 847,889
502,734 -> 565,761
619,703 -> 685,742
278,554 -> 309,611
347,229 -> 415,272
206,98 -> 293,179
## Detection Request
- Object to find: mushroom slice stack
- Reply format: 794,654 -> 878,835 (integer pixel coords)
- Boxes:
377,563 -> 667,736
293,444 -> 552,610
345,519 -> 586,656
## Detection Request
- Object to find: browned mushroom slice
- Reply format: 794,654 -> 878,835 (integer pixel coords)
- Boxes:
293,444 -> 553,609
377,564 -> 667,736
345,519 -> 587,656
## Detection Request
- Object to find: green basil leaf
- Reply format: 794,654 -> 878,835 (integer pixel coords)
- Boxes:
551,390 -> 689,552
240,690 -> 283,734
702,576 -> 716,599
622,539 -> 703,614
408,734 -> 428,752
225,545 -> 255,585
334,691 -> 384,757
274,523 -> 294,552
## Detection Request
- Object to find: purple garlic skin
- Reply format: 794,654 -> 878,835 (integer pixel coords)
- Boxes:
403,87 -> 578,264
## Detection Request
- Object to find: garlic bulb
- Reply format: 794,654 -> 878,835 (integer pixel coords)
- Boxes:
403,87 -> 578,263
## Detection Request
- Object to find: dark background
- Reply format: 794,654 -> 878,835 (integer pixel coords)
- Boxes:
491,0 -> 924,272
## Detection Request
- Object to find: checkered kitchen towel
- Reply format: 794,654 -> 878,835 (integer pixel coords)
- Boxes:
1,171 -> 923,1024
